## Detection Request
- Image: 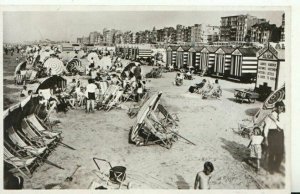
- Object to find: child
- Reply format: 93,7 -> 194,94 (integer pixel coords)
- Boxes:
175,73 -> 183,86
247,127 -> 264,172
194,161 -> 214,189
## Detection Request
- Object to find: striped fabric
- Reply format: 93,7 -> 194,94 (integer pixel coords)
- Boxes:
138,49 -> 152,58
208,54 -> 215,68
15,74 -> 25,85
230,55 -> 242,76
225,55 -> 232,71
172,52 -> 177,65
214,54 -> 225,74
176,52 -> 183,69
230,55 -> 257,76
241,56 -> 258,74
199,53 -> 209,71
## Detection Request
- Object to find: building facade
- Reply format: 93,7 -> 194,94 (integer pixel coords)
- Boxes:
250,22 -> 281,43
220,14 -> 266,42
280,13 -> 285,42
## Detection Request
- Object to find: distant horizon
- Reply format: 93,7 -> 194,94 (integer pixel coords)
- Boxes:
4,10 -> 284,43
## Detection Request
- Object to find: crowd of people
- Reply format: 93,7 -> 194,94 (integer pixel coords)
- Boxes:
188,78 -> 222,99
6,44 -> 286,190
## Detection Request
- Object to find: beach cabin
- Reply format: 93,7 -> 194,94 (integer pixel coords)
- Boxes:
128,47 -> 132,60
124,46 -> 129,59
61,43 -> 73,52
230,48 -> 258,82
188,47 -> 196,68
166,46 -> 179,68
176,46 -> 190,69
255,42 -> 285,100
138,48 -> 152,59
197,47 -> 210,72
212,47 -> 234,77
205,46 -> 218,75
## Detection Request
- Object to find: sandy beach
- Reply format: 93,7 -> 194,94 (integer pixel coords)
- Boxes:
3,54 -> 285,189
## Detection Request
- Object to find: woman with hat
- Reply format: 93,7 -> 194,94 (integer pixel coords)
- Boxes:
263,101 -> 285,174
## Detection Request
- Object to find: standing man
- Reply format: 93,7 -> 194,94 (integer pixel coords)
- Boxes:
263,101 -> 285,174
86,79 -> 97,113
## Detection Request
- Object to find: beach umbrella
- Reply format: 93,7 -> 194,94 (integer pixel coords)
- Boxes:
263,84 -> 285,110
87,52 -> 99,63
253,84 -> 285,125
43,57 -> 65,75
123,62 -> 136,72
36,75 -> 67,92
66,58 -> 85,73
14,61 -> 27,74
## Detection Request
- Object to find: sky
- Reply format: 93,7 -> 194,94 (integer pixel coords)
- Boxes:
3,10 -> 284,43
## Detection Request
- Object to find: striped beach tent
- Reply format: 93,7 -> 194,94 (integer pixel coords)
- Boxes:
206,46 -> 218,74
138,48 -> 152,59
230,48 -> 258,81
176,46 -> 190,69
198,47 -> 210,71
213,47 -> 234,77
166,46 -> 179,68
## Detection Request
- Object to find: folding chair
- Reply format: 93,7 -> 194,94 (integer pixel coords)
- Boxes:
26,114 -> 62,139
26,70 -> 38,84
102,85 -> 119,107
157,104 -> 179,127
7,126 -> 47,156
15,74 -> 25,85
106,90 -> 124,111
4,147 -> 38,178
21,119 -> 57,148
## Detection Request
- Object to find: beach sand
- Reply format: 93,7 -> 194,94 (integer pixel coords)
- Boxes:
3,54 -> 285,189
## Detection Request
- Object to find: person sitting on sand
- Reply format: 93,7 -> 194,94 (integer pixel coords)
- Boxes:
175,73 -> 184,86
185,71 -> 192,80
203,79 -> 222,99
194,161 -> 214,189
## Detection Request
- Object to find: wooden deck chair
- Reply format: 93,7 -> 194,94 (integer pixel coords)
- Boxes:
157,104 -> 179,127
99,81 -> 108,95
102,85 -> 119,106
143,117 -> 173,149
27,70 -> 38,83
26,114 -> 61,139
15,74 -> 25,85
4,147 -> 38,178
106,90 -> 124,111
21,119 -> 57,148
7,126 -> 47,156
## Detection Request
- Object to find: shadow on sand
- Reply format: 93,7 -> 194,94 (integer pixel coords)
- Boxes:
175,174 -> 190,189
245,108 -> 260,117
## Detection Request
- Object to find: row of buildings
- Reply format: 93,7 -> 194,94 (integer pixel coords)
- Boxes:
77,13 -> 285,46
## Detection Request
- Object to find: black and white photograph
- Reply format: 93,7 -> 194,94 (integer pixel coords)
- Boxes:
0,4 -> 295,192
